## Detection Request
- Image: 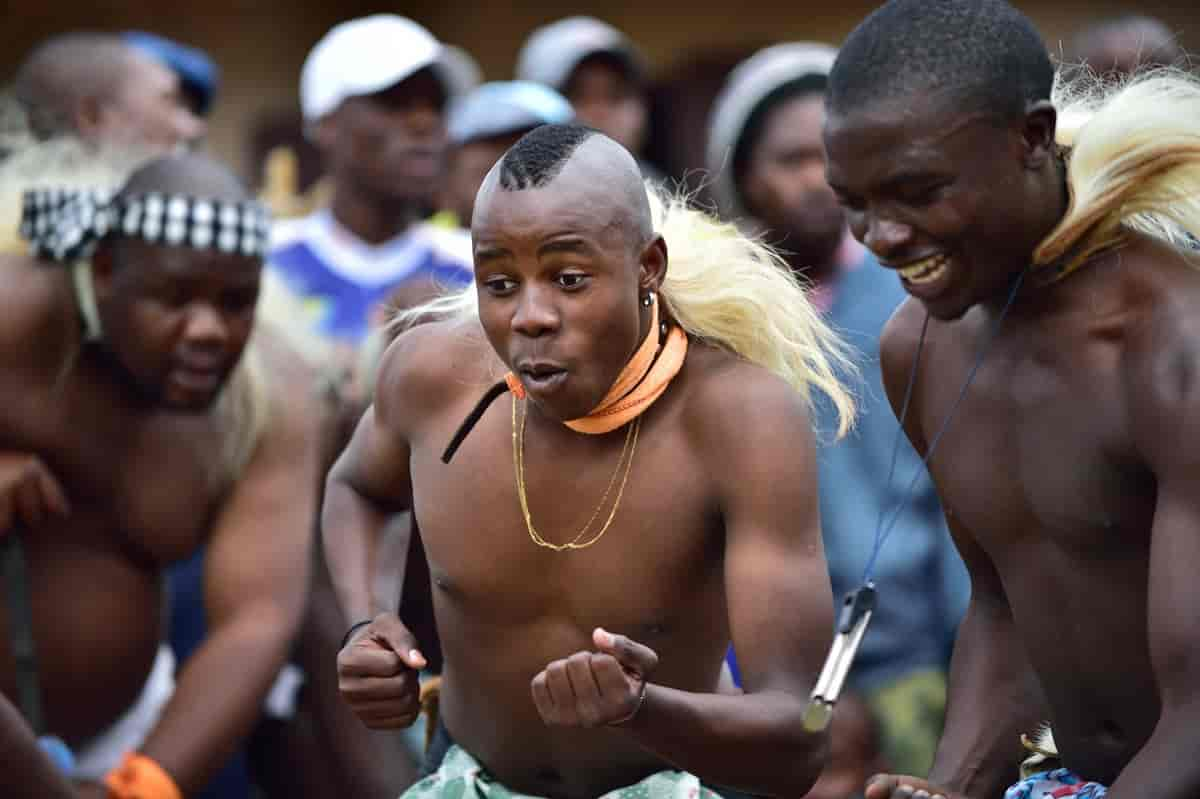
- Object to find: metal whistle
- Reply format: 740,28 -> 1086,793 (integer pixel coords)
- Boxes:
802,583 -> 876,732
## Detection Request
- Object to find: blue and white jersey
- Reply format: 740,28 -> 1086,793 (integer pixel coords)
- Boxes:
268,210 -> 472,346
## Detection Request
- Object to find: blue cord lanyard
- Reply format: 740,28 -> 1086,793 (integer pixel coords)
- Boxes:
803,265 -> 1030,731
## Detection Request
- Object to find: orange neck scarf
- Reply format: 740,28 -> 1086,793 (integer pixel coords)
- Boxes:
440,298 -> 688,463
504,298 -> 688,435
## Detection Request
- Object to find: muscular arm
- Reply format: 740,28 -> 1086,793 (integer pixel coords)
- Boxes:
879,304 -> 1044,798
322,329 -> 424,623
619,366 -> 833,797
1106,314 -> 1200,799
139,348 -> 320,794
924,519 -> 1044,797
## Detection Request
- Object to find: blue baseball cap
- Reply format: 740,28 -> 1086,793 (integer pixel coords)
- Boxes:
123,31 -> 219,115
448,81 -> 574,146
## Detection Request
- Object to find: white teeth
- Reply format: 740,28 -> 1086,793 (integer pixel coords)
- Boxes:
899,254 -> 949,285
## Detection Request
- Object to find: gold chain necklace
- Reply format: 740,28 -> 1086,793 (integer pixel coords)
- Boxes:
512,397 -> 640,551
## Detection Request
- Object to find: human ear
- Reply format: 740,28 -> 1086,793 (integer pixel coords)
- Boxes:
1020,100 -> 1058,170
637,234 -> 668,295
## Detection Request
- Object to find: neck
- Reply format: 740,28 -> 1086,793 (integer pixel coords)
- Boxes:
71,342 -> 157,410
982,160 -> 1075,318
329,182 -> 422,245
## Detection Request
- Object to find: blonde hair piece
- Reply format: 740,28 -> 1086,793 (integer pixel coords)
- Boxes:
1035,66 -> 1200,273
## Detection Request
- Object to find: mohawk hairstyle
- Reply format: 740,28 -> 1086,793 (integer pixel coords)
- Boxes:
827,0 -> 1055,122
497,123 -> 596,190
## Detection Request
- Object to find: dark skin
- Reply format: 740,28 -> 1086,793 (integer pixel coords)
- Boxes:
0,155 -> 317,796
315,67 -> 447,245
15,37 -> 204,153
825,90 -> 1200,799
565,56 -> 648,156
0,694 -> 78,799
249,387 -> 416,799
78,48 -> 206,154
805,694 -> 887,799
741,91 -> 846,284
441,130 -> 527,227
324,135 -> 833,798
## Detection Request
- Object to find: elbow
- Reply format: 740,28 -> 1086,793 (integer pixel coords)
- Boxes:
749,694 -> 831,797
230,601 -> 307,665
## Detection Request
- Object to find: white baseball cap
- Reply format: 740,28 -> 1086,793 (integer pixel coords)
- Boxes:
515,16 -> 645,92
300,15 -> 461,122
706,42 -> 838,220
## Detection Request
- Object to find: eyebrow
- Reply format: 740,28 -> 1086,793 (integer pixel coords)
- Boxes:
829,170 -> 947,197
473,244 -> 509,264
879,170 -> 947,189
537,237 -> 595,258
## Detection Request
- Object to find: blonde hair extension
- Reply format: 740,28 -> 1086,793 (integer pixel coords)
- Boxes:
394,183 -> 858,437
214,338 -> 270,481
1035,66 -> 1200,272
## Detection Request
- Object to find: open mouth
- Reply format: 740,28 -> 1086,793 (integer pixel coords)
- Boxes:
520,365 -> 568,392
897,253 -> 950,286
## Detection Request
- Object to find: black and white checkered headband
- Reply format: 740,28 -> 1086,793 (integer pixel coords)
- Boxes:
19,188 -> 272,263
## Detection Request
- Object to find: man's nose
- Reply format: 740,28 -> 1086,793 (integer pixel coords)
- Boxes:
863,213 -> 914,262
181,302 -> 229,347
510,286 -> 559,338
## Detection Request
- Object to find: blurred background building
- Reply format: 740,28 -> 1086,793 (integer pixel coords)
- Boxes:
2,0 -> 1193,199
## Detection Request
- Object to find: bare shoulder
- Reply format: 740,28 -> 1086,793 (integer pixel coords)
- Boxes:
0,256 -> 69,371
1119,239 -> 1200,443
677,343 -> 815,465
879,296 -> 927,384
373,316 -> 497,434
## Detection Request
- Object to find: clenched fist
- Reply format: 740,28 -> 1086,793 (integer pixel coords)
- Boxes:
531,628 -> 659,728
336,613 -> 427,729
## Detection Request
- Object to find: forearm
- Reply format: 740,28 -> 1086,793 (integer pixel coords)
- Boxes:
927,605 -> 1046,798
293,557 -> 417,797
0,698 -> 76,799
322,476 -> 396,622
1106,703 -> 1200,799
139,609 -> 294,794
624,685 -> 824,797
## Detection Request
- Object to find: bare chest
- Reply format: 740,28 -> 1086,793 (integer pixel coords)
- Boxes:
2,382 -> 230,565
919,332 -> 1154,562
914,330 -> 1163,771
410,402 -> 723,633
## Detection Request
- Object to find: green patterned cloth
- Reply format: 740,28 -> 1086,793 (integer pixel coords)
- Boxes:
402,745 -> 725,799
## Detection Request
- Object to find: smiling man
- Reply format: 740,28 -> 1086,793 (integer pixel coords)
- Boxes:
323,123 -> 856,798
821,1 -> 1200,798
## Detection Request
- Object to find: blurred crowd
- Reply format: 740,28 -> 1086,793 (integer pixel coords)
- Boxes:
0,7 -> 1189,799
